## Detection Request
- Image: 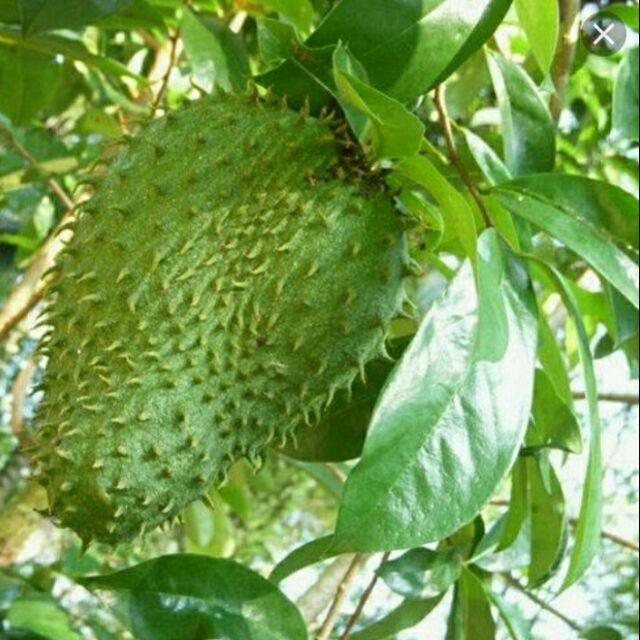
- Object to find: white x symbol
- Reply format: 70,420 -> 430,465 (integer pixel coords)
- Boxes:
593,23 -> 615,46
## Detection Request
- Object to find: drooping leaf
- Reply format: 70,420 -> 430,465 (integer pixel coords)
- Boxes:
19,0 -> 134,34
461,127 -> 512,186
80,555 -> 307,640
180,8 -> 249,93
486,591 -> 533,640
377,547 -> 462,599
613,47 -> 639,142
496,179 -> 640,308
487,52 -> 556,175
446,568 -> 496,640
332,230 -> 538,553
498,458 -> 529,552
396,155 -> 478,261
515,0 -> 559,75
523,259 -> 603,590
308,0 -> 512,102
527,456 -> 567,586
526,369 -> 582,454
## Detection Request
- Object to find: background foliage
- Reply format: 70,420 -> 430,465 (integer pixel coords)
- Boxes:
0,0 -> 638,638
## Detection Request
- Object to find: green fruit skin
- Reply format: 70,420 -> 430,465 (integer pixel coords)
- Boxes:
33,94 -> 409,545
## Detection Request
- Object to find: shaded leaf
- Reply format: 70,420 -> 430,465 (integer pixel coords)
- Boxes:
496,180 -> 639,309
270,535 -> 335,584
487,52 -> 556,175
80,554 -> 307,640
377,548 -> 462,599
20,0 -> 134,34
486,591 -> 532,640
446,568 -> 496,639
309,0 -> 511,102
8,596 -> 82,640
332,230 -> 538,553
181,8 -> 249,93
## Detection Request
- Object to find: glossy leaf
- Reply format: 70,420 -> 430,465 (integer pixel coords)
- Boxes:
258,0 -> 314,33
80,554 -> 307,640
498,458 -> 529,552
487,52 -> 556,175
351,595 -> 443,640
180,8 -> 249,93
377,548 -> 462,599
524,259 -> 603,590
462,127 -> 512,186
333,70 -> 424,158
396,155 -> 478,261
8,596 -> 82,640
332,230 -> 538,553
270,535 -> 336,583
497,181 -> 639,309
19,0 -> 134,34
257,18 -> 298,65
613,47 -> 639,142
527,369 -> 582,454
527,456 -> 567,586
308,0 -> 511,102
446,568 -> 496,639
515,0 -> 559,75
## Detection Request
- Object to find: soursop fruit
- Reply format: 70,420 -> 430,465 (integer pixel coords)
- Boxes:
32,93 -> 410,545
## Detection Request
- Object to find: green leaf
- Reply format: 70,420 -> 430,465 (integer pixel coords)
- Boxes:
446,568 -> 496,640
527,369 -> 582,454
0,45 -> 62,124
180,8 -> 249,93
515,0 -> 559,75
19,0 -> 134,34
259,0 -> 314,33
332,230 -> 538,553
333,70 -> 424,158
523,259 -> 603,591
308,0 -> 511,102
395,155 -> 478,261
281,339 -> 409,462
527,456 -> 567,586
461,127 -> 512,186
498,458 -> 529,552
613,47 -> 639,142
499,174 -> 639,251
80,554 -> 307,640
538,313 -> 572,404
487,52 -> 556,176
581,627 -> 624,640
350,595 -> 443,640
257,18 -> 299,65
377,548 -> 462,599
496,178 -> 639,308
270,535 -> 336,583
8,596 -> 82,640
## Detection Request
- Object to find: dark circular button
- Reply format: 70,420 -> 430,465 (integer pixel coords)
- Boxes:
581,12 -> 627,57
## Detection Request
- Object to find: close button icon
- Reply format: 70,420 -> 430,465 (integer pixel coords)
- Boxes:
581,12 -> 627,56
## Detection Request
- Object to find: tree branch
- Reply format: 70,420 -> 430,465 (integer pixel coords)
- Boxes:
572,391 -> 639,406
340,552 -> 390,639
433,85 -> 493,228
150,28 -> 181,117
317,554 -> 366,640
550,0 -> 581,120
505,574 -> 582,632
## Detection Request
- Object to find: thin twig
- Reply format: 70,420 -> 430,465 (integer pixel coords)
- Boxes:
0,124 -> 74,210
340,552 -> 391,639
489,499 -> 639,553
0,125 -> 76,343
433,85 -> 493,228
10,358 -> 37,437
317,554 -> 366,640
505,574 -> 582,632
150,28 -> 181,117
550,0 -> 581,120
572,391 -> 639,406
